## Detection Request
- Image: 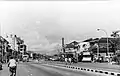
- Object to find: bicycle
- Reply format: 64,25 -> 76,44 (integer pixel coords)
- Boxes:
9,66 -> 16,76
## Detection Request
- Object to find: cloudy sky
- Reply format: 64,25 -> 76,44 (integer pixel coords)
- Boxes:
0,0 -> 120,53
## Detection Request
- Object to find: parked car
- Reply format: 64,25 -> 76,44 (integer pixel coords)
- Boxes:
0,62 -> 2,70
52,57 -> 59,61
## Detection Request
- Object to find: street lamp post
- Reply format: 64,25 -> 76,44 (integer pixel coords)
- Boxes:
97,28 -> 109,56
95,43 -> 99,57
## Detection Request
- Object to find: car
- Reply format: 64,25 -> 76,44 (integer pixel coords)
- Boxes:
22,55 -> 29,62
0,62 -> 2,70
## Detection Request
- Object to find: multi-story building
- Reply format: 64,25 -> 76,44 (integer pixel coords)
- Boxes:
83,37 -> 116,57
18,44 -> 27,55
0,36 -> 9,62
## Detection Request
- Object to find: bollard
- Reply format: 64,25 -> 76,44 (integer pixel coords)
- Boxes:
110,73 -> 115,75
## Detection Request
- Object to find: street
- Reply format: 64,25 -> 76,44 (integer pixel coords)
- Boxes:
0,62 -> 112,76
44,61 -> 120,73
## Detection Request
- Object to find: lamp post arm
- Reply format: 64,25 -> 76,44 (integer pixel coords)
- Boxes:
97,29 -> 109,56
101,29 -> 109,56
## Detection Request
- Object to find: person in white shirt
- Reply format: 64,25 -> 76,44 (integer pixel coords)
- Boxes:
65,58 -> 68,65
68,58 -> 72,65
8,56 -> 17,76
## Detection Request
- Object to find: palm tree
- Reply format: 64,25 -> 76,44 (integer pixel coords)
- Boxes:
16,37 -> 24,45
111,30 -> 120,53
111,31 -> 120,38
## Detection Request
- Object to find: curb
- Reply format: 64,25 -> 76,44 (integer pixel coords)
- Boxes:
42,62 -> 120,76
63,65 -> 120,76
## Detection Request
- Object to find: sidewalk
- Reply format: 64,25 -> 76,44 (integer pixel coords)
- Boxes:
0,64 -> 9,76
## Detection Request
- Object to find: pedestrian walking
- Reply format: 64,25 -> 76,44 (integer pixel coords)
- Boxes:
99,57 -> 102,63
65,58 -> 68,65
68,58 -> 72,65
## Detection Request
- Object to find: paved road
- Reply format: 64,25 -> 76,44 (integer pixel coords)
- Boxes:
43,61 -> 120,73
0,62 -> 111,76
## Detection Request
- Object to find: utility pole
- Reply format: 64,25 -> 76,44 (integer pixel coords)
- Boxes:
96,43 -> 99,57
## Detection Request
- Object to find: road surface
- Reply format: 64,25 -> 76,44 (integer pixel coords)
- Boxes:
0,62 -> 112,76
43,61 -> 120,73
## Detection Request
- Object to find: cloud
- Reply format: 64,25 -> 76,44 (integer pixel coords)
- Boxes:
1,1 -> 120,53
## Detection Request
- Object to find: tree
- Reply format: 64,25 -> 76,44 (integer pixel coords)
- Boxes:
111,31 -> 120,38
111,30 -> 120,52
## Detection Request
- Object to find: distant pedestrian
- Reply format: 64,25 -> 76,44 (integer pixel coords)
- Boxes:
106,58 -> 109,62
99,57 -> 102,63
68,58 -> 72,65
65,58 -> 68,65
93,55 -> 97,63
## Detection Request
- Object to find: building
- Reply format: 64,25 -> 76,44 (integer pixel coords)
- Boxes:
83,37 -> 116,56
0,36 -> 9,62
18,44 -> 27,55
77,42 -> 90,53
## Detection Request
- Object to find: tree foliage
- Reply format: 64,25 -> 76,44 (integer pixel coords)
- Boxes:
111,31 -> 120,50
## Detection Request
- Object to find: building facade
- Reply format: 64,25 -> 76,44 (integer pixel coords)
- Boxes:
84,37 -> 116,56
18,44 -> 27,55
0,36 -> 9,62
